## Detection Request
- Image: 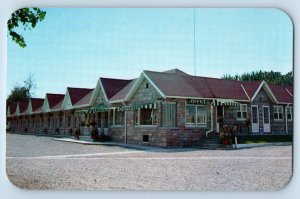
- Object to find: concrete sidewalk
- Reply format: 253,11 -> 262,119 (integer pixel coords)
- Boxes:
52,137 -> 158,151
53,137 -> 292,151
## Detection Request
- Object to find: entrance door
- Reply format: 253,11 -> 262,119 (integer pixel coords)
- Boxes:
251,106 -> 259,133
263,106 -> 271,133
104,112 -> 109,135
216,106 -> 224,132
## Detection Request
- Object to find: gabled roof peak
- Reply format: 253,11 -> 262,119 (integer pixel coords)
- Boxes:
162,68 -> 187,75
100,77 -> 132,81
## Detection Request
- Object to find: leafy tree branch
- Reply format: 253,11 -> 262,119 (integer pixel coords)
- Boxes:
8,8 -> 46,48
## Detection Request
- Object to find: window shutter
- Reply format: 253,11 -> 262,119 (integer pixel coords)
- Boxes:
162,102 -> 176,127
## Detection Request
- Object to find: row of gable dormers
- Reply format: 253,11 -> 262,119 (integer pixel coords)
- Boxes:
6,69 -> 293,118
108,70 -> 292,105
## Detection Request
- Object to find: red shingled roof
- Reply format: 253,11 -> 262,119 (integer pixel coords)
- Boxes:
67,87 -> 94,105
142,69 -> 293,103
205,78 -> 248,100
240,81 -> 262,99
110,79 -> 137,101
100,78 -> 132,99
144,70 -> 249,100
46,94 -> 65,109
144,70 -> 200,97
268,84 -> 293,103
31,98 -> 44,112
9,103 -> 17,115
74,89 -> 94,106
286,86 -> 293,95
19,101 -> 29,114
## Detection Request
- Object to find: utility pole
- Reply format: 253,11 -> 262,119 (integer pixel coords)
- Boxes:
194,8 -> 197,76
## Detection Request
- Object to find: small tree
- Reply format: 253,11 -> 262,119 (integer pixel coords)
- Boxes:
7,74 -> 36,105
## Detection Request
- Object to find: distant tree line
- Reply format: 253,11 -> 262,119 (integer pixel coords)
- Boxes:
221,70 -> 293,86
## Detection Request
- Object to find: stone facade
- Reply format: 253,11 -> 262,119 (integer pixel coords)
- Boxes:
107,78 -> 212,147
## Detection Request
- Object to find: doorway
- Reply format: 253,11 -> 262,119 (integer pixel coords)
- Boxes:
216,105 -> 224,132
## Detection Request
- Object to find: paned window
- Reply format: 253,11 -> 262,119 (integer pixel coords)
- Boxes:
237,104 -> 247,120
115,110 -> 124,125
135,104 -> 157,126
286,107 -> 292,121
140,108 -> 153,125
185,105 -> 207,126
274,106 -> 283,120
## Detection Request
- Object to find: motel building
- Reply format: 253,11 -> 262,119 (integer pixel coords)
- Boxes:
7,69 -> 293,147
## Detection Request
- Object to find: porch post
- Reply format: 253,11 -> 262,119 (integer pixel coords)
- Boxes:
124,110 -> 127,143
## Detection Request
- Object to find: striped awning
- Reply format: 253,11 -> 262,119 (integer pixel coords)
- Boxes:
74,104 -> 111,115
74,102 -> 157,115
88,104 -> 110,113
118,102 -> 156,111
211,99 -> 240,106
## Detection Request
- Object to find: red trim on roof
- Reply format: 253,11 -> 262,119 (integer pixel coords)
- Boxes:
268,84 -> 293,103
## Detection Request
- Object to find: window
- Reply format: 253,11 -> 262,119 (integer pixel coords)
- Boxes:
109,111 -> 113,126
59,117 -> 63,127
185,105 -> 207,126
115,110 -> 124,125
286,107 -> 292,121
237,104 -> 247,120
274,106 -> 283,120
143,134 -> 149,142
145,83 -> 149,89
162,102 -> 176,127
53,117 -> 56,128
186,106 -> 196,124
135,104 -> 157,126
67,116 -> 71,127
140,108 -> 153,125
134,109 -> 139,125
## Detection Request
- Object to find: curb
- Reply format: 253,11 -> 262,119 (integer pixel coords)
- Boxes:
233,142 -> 292,149
52,138 -> 156,151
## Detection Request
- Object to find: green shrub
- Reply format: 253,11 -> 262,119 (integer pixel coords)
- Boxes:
235,135 -> 293,144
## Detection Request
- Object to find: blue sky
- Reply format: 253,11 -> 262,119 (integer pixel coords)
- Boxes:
7,8 -> 293,98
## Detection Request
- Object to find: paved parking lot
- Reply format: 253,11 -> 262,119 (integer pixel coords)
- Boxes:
6,133 -> 293,191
